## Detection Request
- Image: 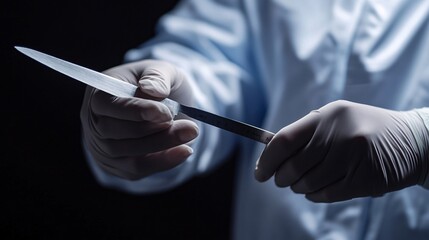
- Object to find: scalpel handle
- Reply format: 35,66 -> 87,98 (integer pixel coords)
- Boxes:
179,104 -> 274,144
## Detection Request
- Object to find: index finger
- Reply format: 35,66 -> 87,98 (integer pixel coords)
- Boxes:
255,110 -> 320,182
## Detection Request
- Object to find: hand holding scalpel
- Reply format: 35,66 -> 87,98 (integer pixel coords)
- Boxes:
15,46 -> 275,144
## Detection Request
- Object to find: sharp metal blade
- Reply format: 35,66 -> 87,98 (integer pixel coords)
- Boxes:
15,46 -> 137,98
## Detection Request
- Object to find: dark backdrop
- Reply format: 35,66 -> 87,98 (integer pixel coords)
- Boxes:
2,1 -> 235,239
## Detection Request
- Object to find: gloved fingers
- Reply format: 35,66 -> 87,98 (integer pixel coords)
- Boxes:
90,88 -> 173,122
255,110 -> 320,182
303,154 -> 363,203
305,177 -> 347,203
91,119 -> 198,158
273,129 -> 330,187
132,144 -> 194,178
137,60 -> 194,106
95,159 -> 143,181
95,145 -> 193,180
305,160 -> 387,202
103,62 -> 145,86
137,60 -> 183,98
91,116 -> 172,140
103,60 -> 189,100
139,68 -> 171,98
290,156 -> 346,194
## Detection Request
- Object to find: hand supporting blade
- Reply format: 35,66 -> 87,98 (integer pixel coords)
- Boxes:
15,46 -> 274,144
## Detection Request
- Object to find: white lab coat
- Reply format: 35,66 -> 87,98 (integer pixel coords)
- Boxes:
85,0 -> 429,239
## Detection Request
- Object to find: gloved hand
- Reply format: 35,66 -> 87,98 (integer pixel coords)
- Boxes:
80,60 -> 199,180
255,100 -> 429,202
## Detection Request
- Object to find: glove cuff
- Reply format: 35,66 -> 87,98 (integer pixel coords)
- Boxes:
413,108 -> 429,189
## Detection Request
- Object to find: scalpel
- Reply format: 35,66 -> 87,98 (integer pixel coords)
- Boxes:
15,46 -> 275,144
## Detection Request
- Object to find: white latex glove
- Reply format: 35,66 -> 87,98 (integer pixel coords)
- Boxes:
80,60 -> 198,180
255,100 -> 429,202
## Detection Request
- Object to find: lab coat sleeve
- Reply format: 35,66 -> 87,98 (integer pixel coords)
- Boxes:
84,0 -> 267,194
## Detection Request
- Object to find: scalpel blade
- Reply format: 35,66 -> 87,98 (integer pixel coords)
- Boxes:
15,46 -> 274,144
15,46 -> 137,98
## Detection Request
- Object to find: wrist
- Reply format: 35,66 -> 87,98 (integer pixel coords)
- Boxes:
411,108 -> 429,188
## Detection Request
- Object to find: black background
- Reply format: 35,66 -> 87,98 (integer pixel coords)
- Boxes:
2,1 -> 235,239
